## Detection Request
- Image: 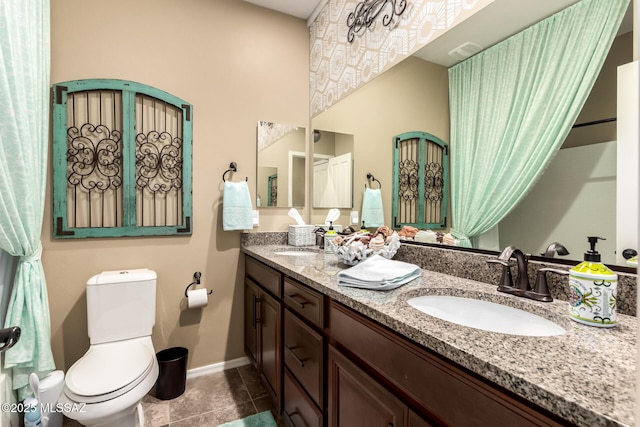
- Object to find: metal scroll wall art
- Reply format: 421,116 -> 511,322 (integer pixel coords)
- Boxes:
52,79 -> 193,238
346,0 -> 408,43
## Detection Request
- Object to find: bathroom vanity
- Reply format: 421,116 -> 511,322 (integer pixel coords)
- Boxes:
242,243 -> 636,427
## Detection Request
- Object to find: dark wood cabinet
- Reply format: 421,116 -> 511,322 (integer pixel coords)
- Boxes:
328,300 -> 569,427
260,289 -> 282,408
244,278 -> 259,364
283,369 -> 323,427
244,255 -> 571,427
282,277 -> 326,427
244,257 -> 283,412
328,344 -> 409,427
284,309 -> 323,407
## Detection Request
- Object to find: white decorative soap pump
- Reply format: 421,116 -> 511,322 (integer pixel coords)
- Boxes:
568,237 -> 617,327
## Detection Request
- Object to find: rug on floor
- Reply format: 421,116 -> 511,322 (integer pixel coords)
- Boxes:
218,410 -> 277,427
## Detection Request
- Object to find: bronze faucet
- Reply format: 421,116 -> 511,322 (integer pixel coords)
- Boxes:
487,245 -> 568,302
540,242 -> 570,258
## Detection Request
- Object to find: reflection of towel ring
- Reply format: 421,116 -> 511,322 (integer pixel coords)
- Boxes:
223,162 -> 247,182
366,173 -> 381,189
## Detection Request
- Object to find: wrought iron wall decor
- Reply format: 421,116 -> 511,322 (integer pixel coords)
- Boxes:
346,0 -> 408,44
392,131 -> 448,229
52,79 -> 193,238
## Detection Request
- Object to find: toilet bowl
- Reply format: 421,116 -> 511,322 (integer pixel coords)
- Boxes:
39,370 -> 64,427
60,269 -> 158,427
60,337 -> 158,427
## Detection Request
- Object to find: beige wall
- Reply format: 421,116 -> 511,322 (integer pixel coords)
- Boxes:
311,56 -> 449,227
47,0 -> 309,371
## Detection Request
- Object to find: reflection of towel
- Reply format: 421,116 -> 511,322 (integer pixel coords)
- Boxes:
361,188 -> 384,228
337,255 -> 422,291
223,181 -> 253,231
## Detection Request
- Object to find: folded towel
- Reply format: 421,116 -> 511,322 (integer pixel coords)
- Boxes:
223,181 -> 253,231
361,187 -> 384,228
337,255 -> 422,291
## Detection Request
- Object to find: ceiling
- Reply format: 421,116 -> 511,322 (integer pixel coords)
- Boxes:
243,0 -> 633,66
414,0 -> 633,66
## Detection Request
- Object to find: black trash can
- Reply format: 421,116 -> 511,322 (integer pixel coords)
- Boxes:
155,347 -> 188,400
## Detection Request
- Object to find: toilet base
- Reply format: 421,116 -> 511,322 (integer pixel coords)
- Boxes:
71,403 -> 144,427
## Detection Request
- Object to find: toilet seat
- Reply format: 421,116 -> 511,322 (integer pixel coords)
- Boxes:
64,340 -> 155,404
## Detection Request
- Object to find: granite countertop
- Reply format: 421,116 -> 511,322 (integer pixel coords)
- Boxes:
241,244 -> 636,427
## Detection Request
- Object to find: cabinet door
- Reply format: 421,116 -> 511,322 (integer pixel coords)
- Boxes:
244,279 -> 260,365
328,345 -> 406,427
260,290 -> 282,411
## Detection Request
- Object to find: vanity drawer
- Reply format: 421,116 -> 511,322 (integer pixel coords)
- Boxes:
245,256 -> 281,298
284,308 -> 323,407
328,301 -> 567,427
284,277 -> 324,328
283,369 -> 323,427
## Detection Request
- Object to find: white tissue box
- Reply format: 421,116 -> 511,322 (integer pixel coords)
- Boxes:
288,225 -> 316,246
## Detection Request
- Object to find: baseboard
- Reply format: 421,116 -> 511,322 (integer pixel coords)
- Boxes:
186,356 -> 251,379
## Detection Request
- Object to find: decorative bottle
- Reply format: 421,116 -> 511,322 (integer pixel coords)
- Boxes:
568,237 -> 617,327
324,222 -> 338,253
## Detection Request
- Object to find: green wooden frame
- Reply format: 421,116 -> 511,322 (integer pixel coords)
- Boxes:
392,131 -> 448,230
267,174 -> 278,207
52,79 -> 193,238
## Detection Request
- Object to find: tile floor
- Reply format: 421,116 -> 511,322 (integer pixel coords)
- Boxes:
62,364 -> 284,427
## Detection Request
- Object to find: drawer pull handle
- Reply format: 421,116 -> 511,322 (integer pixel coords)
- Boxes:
289,294 -> 309,309
283,409 -> 308,427
286,345 -> 306,367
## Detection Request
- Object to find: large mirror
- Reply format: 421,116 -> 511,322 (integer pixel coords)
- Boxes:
256,121 -> 306,208
310,1 -> 635,268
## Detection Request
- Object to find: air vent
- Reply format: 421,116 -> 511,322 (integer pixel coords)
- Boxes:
448,42 -> 483,61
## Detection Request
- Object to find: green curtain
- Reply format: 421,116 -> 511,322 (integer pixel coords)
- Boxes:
449,0 -> 629,248
0,0 -> 55,399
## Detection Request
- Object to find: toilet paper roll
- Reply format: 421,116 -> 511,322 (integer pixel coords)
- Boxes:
187,288 -> 209,308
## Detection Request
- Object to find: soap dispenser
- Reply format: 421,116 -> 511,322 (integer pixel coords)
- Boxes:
568,237 -> 617,327
324,221 -> 338,253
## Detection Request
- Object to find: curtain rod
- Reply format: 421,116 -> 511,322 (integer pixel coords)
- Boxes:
572,117 -> 616,128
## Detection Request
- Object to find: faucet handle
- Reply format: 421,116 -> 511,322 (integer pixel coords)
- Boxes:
532,268 -> 569,302
487,259 -> 513,289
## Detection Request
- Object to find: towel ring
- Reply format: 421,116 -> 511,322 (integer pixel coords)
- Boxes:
223,162 -> 247,182
366,173 -> 381,189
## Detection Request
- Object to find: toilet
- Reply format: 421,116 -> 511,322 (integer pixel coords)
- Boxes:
59,269 -> 158,427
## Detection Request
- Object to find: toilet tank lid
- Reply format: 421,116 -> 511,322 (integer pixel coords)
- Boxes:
87,268 -> 157,285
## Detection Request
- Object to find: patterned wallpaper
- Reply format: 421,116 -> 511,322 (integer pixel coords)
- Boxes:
309,0 -> 493,117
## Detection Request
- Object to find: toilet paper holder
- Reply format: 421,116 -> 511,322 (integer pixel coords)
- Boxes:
184,271 -> 213,298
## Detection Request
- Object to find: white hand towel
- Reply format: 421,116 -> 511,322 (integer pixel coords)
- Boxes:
223,181 -> 253,231
361,187 -> 384,228
337,255 -> 422,291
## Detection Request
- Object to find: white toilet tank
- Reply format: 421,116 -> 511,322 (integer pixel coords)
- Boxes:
87,269 -> 157,344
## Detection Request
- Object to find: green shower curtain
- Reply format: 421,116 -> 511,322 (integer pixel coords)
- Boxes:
0,0 -> 55,399
449,0 -> 629,248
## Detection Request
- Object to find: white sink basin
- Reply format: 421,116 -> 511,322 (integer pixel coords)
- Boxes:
407,295 -> 566,337
274,250 -> 317,256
